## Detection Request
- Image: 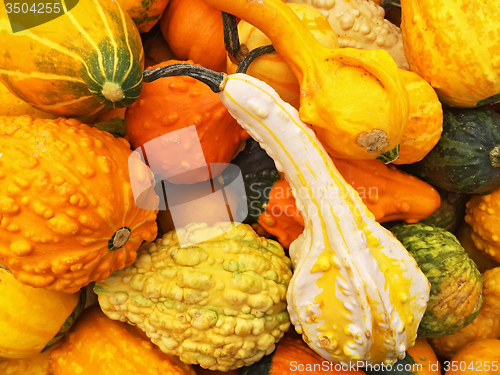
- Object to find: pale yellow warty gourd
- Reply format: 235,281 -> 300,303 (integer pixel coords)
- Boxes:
217,74 -> 430,365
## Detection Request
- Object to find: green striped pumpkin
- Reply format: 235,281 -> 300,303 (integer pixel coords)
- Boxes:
391,223 -> 483,338
404,106 -> 500,195
0,0 -> 144,117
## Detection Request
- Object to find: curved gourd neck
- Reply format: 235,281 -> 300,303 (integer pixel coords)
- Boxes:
207,0 -> 323,81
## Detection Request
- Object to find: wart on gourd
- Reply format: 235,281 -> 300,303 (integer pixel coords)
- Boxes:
141,63 -> 430,365
215,0 -> 408,162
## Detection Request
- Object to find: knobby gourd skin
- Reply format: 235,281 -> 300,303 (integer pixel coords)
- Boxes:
96,222 -> 293,371
400,0 -> 500,108
204,0 -> 409,162
0,116 -> 159,293
0,0 -> 144,117
217,73 -> 430,364
286,0 -> 409,70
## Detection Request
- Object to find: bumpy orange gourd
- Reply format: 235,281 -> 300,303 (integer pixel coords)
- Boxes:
400,0 -> 500,107
465,186 -> 500,263
125,60 -> 248,184
0,350 -> 53,375
259,158 -> 440,247
160,0 -> 227,72
445,339 -> 500,375
430,267 -> 500,359
0,116 -> 158,293
393,70 -> 443,165
116,0 -> 170,33
50,305 -> 196,375
226,3 -> 339,110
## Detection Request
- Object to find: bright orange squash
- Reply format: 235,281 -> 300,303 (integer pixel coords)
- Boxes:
445,339 -> 500,375
0,116 -> 159,292
125,60 -> 248,185
50,305 -> 196,375
160,0 -> 227,72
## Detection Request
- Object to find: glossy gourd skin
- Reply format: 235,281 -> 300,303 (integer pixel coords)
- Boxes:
0,268 -> 83,358
204,0 -> 409,162
226,2 -> 339,110
217,73 -> 429,364
405,107 -> 500,195
400,0 -> 500,107
0,0 -> 144,117
50,305 -> 196,375
0,116 -> 159,292
161,0 -> 227,72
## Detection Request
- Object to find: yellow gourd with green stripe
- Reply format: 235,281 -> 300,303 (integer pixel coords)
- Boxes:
215,73 -> 430,364
0,0 -> 144,117
0,267 -> 84,359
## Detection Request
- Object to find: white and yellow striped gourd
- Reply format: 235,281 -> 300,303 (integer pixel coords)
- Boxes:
217,74 -> 430,365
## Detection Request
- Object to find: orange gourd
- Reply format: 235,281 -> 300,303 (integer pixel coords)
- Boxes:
226,3 -> 339,110
444,339 -> 500,375
50,305 -> 196,375
143,29 -> 178,68
393,70 -> 443,165
259,158 -> 441,247
160,0 -> 227,72
116,0 -> 170,33
0,350 -> 53,375
125,60 -> 248,185
0,116 -> 159,292
406,339 -> 441,375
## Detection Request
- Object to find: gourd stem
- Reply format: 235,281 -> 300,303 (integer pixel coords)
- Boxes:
222,12 -> 249,64
143,64 -> 228,93
380,0 -> 401,11
490,145 -> 500,168
202,0 -> 321,81
236,45 -> 276,74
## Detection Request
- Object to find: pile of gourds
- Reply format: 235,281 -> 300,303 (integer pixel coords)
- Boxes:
1,0 -> 500,374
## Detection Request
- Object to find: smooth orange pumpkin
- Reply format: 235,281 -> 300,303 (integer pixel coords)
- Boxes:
406,339 -> 441,375
125,60 -> 248,185
143,29 -> 178,68
50,305 -> 196,375
160,0 -> 227,72
445,339 -> 500,375
0,116 -> 159,292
